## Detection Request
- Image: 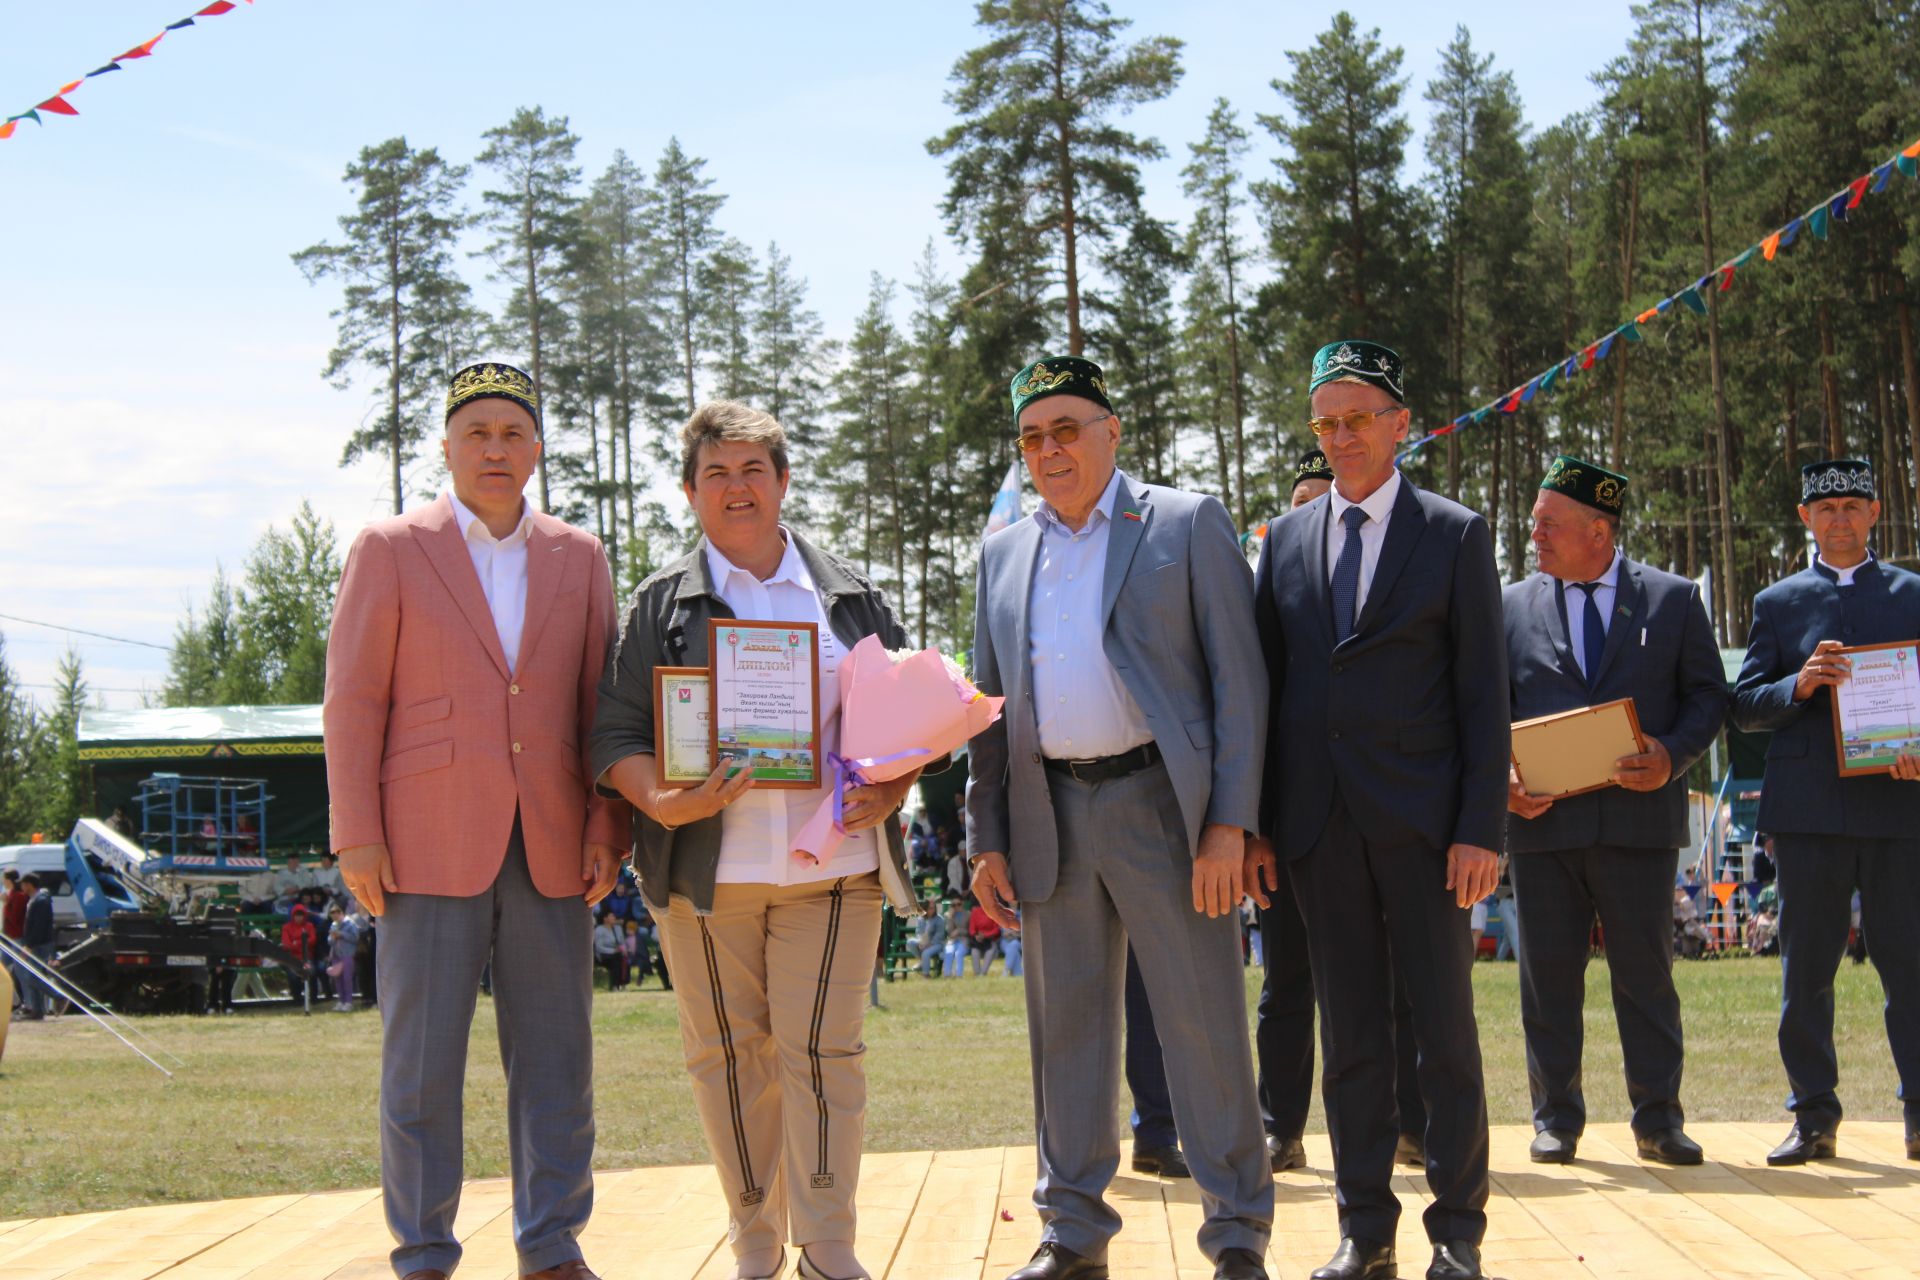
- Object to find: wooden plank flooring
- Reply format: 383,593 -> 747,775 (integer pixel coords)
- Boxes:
2,1124 -> 1916,1280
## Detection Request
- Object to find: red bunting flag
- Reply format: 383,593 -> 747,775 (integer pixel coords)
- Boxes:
37,95 -> 78,115
1718,264 -> 1736,291
118,34 -> 165,60
1847,174 -> 1871,209
197,0 -> 236,11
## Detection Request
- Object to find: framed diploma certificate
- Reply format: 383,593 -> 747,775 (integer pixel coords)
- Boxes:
653,667 -> 713,788
708,619 -> 822,790
1830,640 -> 1920,777
1510,697 -> 1649,799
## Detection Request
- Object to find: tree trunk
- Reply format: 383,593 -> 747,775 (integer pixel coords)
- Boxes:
1223,224 -> 1248,532
1052,20 -> 1084,356
387,220 -> 404,516
1783,373 -> 1799,500
524,190 -> 551,511
1819,301 -> 1843,457
1610,159 -> 1639,473
1900,300 -> 1920,545
1691,0 -> 1738,646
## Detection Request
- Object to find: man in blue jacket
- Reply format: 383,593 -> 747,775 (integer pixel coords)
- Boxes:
18,873 -> 57,1020
1733,458 -> 1920,1165
1503,457 -> 1728,1166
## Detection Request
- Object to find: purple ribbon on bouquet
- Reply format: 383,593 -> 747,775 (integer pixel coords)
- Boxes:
828,748 -> 933,834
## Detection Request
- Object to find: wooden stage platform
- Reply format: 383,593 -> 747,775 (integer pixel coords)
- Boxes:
4,1123 -> 1918,1280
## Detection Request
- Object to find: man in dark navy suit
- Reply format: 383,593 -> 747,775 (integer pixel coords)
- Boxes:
1249,341 -> 1507,1280
1733,458 -> 1920,1166
1503,456 -> 1728,1167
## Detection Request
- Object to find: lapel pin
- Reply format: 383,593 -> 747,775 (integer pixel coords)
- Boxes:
1122,509 -> 1143,523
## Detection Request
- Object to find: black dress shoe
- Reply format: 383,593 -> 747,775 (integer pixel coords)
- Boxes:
1907,1129 -> 1919,1161
1005,1242 -> 1109,1280
1266,1132 -> 1307,1172
1394,1132 -> 1424,1168
1766,1121 -> 1837,1166
1309,1237 -> 1396,1280
1528,1129 -> 1578,1164
1635,1128 -> 1704,1165
1426,1241 -> 1482,1280
1214,1247 -> 1269,1280
1131,1143 -> 1191,1178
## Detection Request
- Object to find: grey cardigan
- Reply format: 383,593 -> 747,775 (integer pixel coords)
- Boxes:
589,530 -> 936,915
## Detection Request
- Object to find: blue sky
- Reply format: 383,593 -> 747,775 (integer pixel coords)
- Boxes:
0,1 -> 1637,708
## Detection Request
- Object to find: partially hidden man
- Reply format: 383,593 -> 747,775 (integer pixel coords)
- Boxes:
1504,456 -> 1728,1167
967,355 -> 1275,1280
1249,341 -> 1505,1280
1732,459 -> 1920,1166
324,362 -> 631,1280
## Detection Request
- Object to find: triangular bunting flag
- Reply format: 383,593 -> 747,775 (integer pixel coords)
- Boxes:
166,17 -> 196,29
86,62 -> 122,76
1500,388 -> 1523,413
1679,287 -> 1707,314
1780,217 -> 1803,248
11,109 -> 42,126
1636,307 -> 1660,324
118,34 -> 164,60
1873,163 -> 1894,194
1829,192 -> 1850,222
57,80 -> 82,95
1656,297 -> 1675,314
1847,173 -> 1871,208
1562,356 -> 1579,380
1900,153 -> 1918,180
1732,246 -> 1758,268
37,95 -> 79,116
1718,264 -> 1736,291
1472,407 -> 1491,424
1578,344 -> 1598,370
1539,365 -> 1560,394
1710,881 -> 1736,908
1762,231 -> 1783,261
1594,334 -> 1616,360
197,0 -> 238,12
1810,206 -> 1831,240
1520,377 -> 1541,404
1619,320 -> 1642,343
0,121 -> 14,141
1906,138 -> 1920,159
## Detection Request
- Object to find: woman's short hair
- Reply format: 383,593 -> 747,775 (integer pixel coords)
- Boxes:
679,400 -> 790,487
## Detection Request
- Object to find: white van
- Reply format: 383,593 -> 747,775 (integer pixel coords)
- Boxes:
0,843 -> 86,928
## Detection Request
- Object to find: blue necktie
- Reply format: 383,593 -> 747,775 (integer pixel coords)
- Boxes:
1331,506 -> 1369,644
1574,581 -> 1606,685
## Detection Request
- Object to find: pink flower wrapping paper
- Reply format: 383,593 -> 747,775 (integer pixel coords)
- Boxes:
791,634 -> 1004,865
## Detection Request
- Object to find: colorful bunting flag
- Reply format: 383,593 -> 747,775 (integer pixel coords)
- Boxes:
3,2 -> 255,144
1399,131 -> 1920,462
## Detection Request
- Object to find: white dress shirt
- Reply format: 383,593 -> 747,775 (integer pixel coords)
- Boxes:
447,491 -> 533,673
1561,550 -> 1624,679
1029,468 -> 1154,760
706,529 -> 879,887
1326,467 -> 1404,616
1818,553 -> 1873,586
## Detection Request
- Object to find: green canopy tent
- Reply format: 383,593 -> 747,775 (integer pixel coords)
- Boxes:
77,705 -> 329,850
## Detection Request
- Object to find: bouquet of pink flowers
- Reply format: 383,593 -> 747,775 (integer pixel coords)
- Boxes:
791,634 -> 1004,866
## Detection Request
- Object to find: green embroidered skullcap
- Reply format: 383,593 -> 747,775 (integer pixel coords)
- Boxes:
1540,454 -> 1629,516
1801,458 -> 1875,503
1294,448 -> 1335,485
1010,355 -> 1113,426
1309,339 -> 1404,403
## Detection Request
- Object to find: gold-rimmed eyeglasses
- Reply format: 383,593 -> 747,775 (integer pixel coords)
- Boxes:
1018,414 -> 1113,452
1307,407 -> 1401,437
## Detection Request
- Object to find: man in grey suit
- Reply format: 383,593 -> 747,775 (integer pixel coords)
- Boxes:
1249,340 -> 1505,1280
1504,456 -> 1728,1167
967,355 -> 1274,1280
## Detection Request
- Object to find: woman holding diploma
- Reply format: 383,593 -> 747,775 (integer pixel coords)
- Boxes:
590,401 -> 928,1280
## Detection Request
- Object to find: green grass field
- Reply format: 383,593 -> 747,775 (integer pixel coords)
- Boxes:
0,956 -> 1905,1220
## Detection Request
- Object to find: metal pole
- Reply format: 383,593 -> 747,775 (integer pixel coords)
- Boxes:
0,933 -> 184,1067
0,936 -> 173,1079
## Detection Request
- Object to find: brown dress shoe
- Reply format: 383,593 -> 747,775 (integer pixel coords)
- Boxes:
523,1262 -> 600,1280
400,1272 -> 448,1280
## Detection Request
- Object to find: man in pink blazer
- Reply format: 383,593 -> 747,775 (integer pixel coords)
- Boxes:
324,361 -> 631,1280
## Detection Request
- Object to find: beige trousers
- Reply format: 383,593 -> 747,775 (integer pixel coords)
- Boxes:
660,872 -> 883,1255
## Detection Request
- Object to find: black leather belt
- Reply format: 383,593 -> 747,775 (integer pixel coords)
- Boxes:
1043,741 -> 1161,784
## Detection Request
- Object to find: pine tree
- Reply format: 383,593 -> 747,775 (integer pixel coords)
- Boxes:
475,106 -> 583,511
1090,215 -> 1186,489
1182,98 -> 1254,527
701,237 -> 761,401
653,138 -> 727,415
931,0 -> 1183,354
292,137 -> 473,515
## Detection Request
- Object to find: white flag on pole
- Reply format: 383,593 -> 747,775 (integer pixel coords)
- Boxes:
981,460 -> 1024,540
